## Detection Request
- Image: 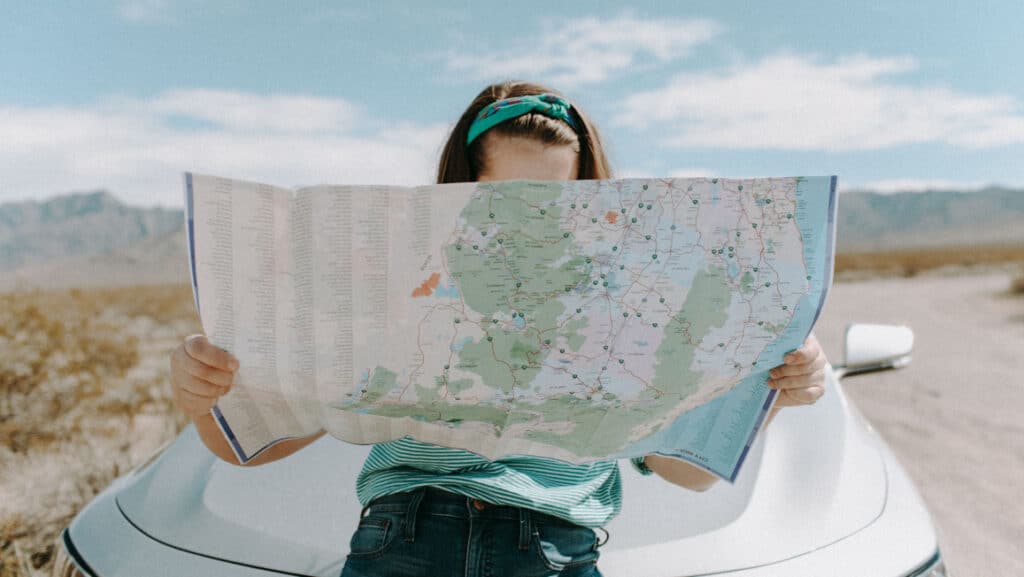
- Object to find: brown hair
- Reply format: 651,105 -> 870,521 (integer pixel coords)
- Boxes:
436,80 -> 614,184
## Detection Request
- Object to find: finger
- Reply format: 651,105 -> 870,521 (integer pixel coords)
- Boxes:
771,390 -> 798,408
783,334 -> 820,364
770,352 -> 827,378
184,335 -> 239,372
783,335 -> 822,365
180,375 -> 229,399
179,389 -> 218,417
769,368 -> 825,390
178,351 -> 235,387
174,387 -> 215,418
780,385 -> 825,405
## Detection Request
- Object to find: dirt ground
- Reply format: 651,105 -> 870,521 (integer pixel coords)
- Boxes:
814,268 -> 1024,577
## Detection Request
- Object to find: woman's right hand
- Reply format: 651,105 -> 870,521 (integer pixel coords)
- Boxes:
170,334 -> 239,419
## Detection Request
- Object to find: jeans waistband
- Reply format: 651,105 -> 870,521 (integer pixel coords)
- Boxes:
364,486 -> 583,527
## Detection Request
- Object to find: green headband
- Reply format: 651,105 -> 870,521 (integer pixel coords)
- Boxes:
466,93 -> 579,146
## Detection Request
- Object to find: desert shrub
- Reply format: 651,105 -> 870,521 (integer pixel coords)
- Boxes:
835,244 -> 1024,278
0,284 -> 197,576
1011,275 -> 1024,295
0,292 -> 140,452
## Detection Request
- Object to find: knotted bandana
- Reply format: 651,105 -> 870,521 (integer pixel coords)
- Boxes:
466,93 -> 579,146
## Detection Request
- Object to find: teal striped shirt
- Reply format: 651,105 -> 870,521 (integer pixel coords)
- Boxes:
355,437 -> 653,528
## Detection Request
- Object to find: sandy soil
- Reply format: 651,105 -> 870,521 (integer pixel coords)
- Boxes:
814,270 -> 1024,577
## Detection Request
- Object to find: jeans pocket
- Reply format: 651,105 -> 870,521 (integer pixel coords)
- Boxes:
346,512 -> 404,559
531,522 -> 601,572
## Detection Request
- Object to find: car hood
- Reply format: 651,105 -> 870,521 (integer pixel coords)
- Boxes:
115,370 -> 886,576
599,372 -> 888,576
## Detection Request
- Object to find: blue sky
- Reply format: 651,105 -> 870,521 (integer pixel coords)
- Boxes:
2,1 -> 1023,206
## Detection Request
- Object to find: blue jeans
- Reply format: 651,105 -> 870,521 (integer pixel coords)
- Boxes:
340,487 -> 606,577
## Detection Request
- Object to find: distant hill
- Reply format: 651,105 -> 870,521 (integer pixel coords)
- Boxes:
0,186 -> 1021,290
836,187 -> 1024,252
0,190 -> 183,271
2,226 -> 190,290
0,191 -> 186,290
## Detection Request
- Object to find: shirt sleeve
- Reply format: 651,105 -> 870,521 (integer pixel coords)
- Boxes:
628,455 -> 655,476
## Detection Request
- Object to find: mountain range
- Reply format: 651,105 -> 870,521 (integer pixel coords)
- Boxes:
1,186 -> 1021,290
836,186 -> 1024,251
0,191 -> 185,289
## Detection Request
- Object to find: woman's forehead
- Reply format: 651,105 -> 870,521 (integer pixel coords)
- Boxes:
478,135 -> 578,181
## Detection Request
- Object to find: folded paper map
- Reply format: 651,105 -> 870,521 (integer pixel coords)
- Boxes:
185,173 -> 837,481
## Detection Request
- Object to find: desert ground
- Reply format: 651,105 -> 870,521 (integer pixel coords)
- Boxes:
1,267 -> 1022,576
0,286 -> 195,577
815,267 -> 1024,576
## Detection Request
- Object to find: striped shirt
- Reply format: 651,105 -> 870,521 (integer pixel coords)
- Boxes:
355,437 -> 653,528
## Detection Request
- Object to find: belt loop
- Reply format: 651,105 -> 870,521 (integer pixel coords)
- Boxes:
403,487 -> 427,543
518,507 -> 532,551
594,526 -> 610,550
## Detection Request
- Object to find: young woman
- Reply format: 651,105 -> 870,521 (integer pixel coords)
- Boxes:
169,80 -> 829,577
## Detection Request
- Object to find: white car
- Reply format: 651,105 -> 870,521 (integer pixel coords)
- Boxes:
53,324 -> 949,577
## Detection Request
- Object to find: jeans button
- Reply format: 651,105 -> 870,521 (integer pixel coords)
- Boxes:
471,498 -> 487,510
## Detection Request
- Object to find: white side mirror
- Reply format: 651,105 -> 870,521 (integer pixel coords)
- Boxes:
836,323 -> 914,379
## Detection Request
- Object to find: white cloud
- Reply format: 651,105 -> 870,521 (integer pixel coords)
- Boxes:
118,0 -> 170,23
843,178 -> 995,194
615,53 -> 1024,151
614,168 -> 655,179
0,90 -> 449,207
443,14 -> 722,86
145,90 -> 363,134
612,167 -> 719,180
668,167 -> 716,178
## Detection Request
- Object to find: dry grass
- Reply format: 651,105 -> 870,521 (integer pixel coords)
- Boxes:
835,244 -> 1024,279
1011,276 -> 1024,295
0,285 -> 197,577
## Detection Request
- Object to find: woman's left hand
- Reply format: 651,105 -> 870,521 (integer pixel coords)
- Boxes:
768,333 -> 828,407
